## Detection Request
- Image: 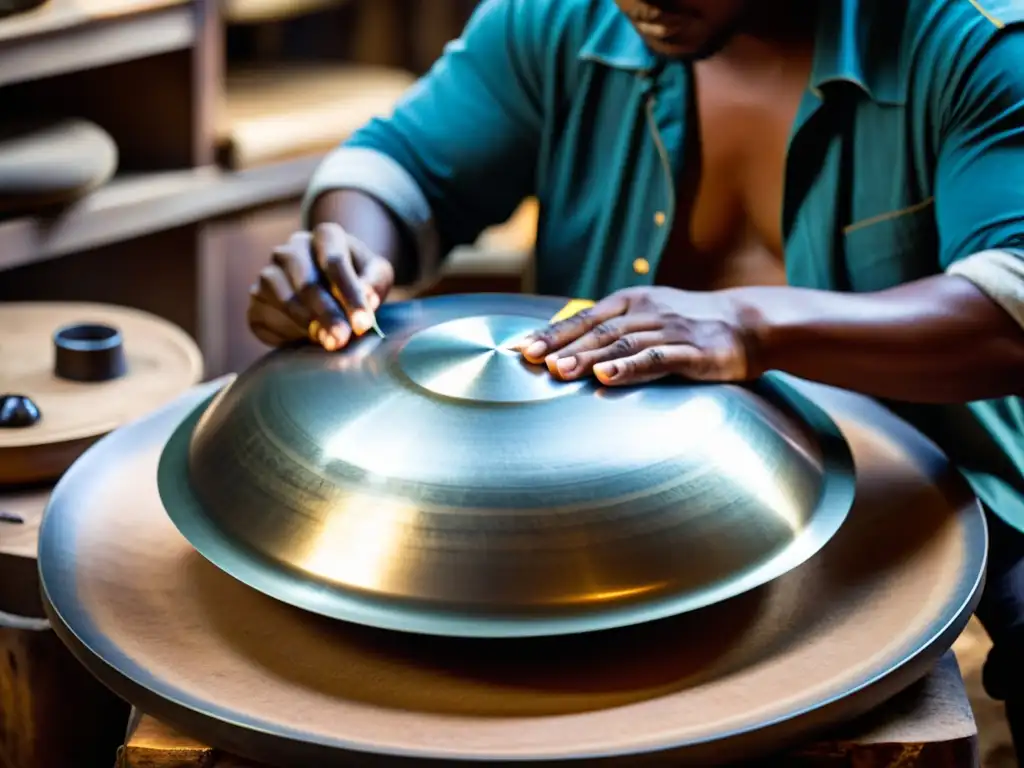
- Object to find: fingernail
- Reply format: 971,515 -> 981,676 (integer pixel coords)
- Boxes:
556,356 -> 577,375
595,362 -> 618,381
318,328 -> 337,351
510,335 -> 532,351
351,310 -> 371,335
329,324 -> 349,347
525,340 -> 547,359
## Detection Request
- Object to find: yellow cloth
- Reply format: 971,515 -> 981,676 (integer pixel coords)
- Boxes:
549,299 -> 594,324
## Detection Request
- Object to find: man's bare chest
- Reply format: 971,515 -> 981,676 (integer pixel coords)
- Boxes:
657,52 -> 811,291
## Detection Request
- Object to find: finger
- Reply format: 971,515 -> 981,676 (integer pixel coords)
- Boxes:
594,345 -> 704,386
271,232 -> 318,289
297,283 -> 352,351
247,296 -> 302,348
249,270 -> 311,341
250,322 -> 287,348
252,266 -> 314,327
551,330 -> 666,380
347,233 -> 395,306
544,315 -> 662,375
271,237 -> 350,350
520,293 -> 630,362
313,223 -> 374,336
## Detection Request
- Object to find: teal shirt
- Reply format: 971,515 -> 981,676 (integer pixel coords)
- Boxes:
309,0 -> 1024,530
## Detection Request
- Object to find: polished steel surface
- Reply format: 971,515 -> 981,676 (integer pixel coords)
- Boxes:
37,375 -> 987,766
162,295 -> 855,637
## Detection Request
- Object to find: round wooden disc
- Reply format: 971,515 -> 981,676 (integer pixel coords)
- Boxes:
38,376 -> 986,766
0,302 -> 203,485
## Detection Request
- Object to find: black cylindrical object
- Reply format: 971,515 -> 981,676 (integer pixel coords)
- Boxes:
53,323 -> 127,382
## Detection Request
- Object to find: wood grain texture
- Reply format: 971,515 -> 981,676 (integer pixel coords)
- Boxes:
0,302 -> 203,484
0,615 -> 129,768
117,652 -> 976,767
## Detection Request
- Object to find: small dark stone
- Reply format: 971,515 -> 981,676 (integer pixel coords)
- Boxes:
0,394 -> 41,428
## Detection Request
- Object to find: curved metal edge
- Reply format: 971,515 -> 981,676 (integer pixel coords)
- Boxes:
41,532 -> 986,768
37,370 -> 988,764
158,372 -> 857,639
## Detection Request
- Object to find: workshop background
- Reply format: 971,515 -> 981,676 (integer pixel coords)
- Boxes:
0,0 -> 1013,765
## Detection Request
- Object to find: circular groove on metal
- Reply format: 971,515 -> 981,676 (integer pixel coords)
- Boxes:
399,314 -> 585,403
38,374 -> 986,766
166,295 -> 856,637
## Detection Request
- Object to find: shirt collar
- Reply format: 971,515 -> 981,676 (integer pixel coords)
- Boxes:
577,0 -> 905,106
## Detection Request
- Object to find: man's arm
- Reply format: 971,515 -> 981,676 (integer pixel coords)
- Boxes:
301,0 -> 545,284
732,30 -> 1024,404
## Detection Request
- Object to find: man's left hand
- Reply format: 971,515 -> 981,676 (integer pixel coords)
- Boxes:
519,287 -> 759,386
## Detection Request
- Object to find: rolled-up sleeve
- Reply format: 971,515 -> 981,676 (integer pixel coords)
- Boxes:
302,0 -> 545,272
935,28 -> 1024,327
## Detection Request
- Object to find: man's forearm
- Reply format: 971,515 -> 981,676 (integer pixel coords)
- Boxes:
732,275 -> 1024,403
309,189 -> 420,285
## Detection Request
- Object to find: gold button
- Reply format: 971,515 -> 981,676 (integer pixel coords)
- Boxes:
654,211 -> 666,226
633,257 -> 651,275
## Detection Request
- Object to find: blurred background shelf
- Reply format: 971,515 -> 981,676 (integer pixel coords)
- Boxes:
0,0 -> 194,87
0,0 -> 524,376
218,63 -> 415,168
0,159 -> 320,271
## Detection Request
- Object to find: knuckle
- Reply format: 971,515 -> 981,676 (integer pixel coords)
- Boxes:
592,322 -> 617,343
259,264 -> 283,281
666,316 -> 691,336
646,347 -> 666,366
313,222 -> 343,240
611,335 -> 635,355
572,308 -> 595,328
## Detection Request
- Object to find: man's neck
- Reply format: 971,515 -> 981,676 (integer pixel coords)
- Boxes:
711,1 -> 817,73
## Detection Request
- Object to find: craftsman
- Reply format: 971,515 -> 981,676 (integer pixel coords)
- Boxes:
246,0 -> 1024,753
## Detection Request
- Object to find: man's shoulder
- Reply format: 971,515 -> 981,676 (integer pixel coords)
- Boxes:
883,0 -> 1024,104
901,0 -> 1024,52
497,0 -> 621,57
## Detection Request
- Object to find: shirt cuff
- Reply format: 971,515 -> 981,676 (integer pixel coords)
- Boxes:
947,249 -> 1024,330
301,146 -> 441,275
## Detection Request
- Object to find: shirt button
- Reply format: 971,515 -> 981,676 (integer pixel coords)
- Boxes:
654,211 -> 666,226
633,257 -> 651,275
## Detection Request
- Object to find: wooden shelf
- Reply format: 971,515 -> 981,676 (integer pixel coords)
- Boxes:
0,0 -> 196,88
0,155 -> 320,271
218,63 -> 415,169
222,0 -> 347,24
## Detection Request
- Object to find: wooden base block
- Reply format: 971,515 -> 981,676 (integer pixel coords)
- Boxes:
0,613 -> 130,768
117,651 -> 976,768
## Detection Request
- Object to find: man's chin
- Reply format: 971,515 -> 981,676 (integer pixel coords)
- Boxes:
640,34 -> 726,61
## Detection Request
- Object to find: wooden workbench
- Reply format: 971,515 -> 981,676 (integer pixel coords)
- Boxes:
116,651 -> 977,768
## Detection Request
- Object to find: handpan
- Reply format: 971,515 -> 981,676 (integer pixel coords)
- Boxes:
0,302 -> 203,485
39,295 -> 985,766
162,295 -> 854,636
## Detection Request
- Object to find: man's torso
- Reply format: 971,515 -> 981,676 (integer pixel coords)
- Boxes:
525,0 -> 1024,530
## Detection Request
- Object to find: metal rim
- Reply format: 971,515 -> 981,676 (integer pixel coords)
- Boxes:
37,374 -> 988,765
157,372 -> 856,639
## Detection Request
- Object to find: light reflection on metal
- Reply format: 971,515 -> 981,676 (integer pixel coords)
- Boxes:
165,295 -> 856,637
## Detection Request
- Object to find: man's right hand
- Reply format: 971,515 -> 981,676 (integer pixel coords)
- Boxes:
246,223 -> 395,351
